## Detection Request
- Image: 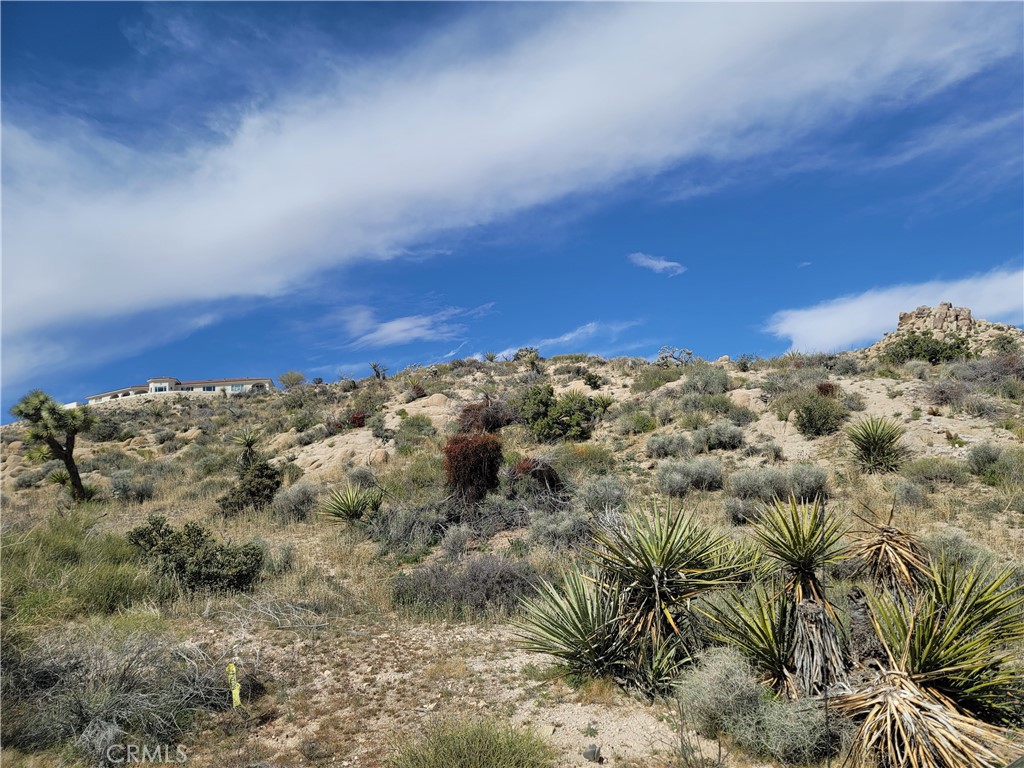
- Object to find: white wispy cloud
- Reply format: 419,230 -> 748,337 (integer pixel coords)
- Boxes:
339,306 -> 467,349
3,4 -> 1020,382
766,268 -> 1024,352
493,320 -> 643,360
627,252 -> 687,277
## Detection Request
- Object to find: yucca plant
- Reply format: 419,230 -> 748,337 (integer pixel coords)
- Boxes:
320,484 -> 382,523
586,506 -> 736,647
231,426 -> 265,470
706,587 -> 798,699
752,497 -> 849,605
870,559 -> 1024,724
850,504 -> 929,592
514,569 -> 626,680
847,416 -> 909,473
834,672 -> 1018,768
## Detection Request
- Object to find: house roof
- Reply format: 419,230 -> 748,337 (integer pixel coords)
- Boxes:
87,377 -> 274,400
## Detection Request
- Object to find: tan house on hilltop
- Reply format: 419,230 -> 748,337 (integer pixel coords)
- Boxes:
86,376 -> 275,404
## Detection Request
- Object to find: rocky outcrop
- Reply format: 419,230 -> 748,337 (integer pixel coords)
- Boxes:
896,302 -> 974,341
865,302 -> 1024,358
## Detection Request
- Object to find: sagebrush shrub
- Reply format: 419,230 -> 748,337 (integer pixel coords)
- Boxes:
682,363 -> 729,395
109,469 -> 155,504
728,467 -> 788,502
617,409 -> 657,435
657,458 -> 723,496
443,434 -> 503,502
776,391 -> 849,437
786,463 -> 829,501
394,414 -> 437,455
270,482 -> 319,523
677,648 -> 762,738
646,433 -> 690,458
529,505 -> 593,549
578,475 -> 627,514
391,555 -> 538,618
901,457 -> 969,491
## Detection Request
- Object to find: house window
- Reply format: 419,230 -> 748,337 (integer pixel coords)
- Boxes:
154,386 -> 167,392
181,387 -> 193,391
231,384 -> 243,392
203,386 -> 216,392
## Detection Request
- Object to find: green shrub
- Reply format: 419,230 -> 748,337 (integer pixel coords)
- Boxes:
726,405 -> 758,426
127,516 -> 264,592
217,459 -> 282,515
547,443 -> 615,478
983,447 -> 1024,487
394,414 -> 437,454
681,363 -> 729,395
647,433 -> 690,458
966,442 -> 1002,476
732,698 -> 851,764
657,458 -> 724,496
391,555 -> 538,618
632,365 -> 683,393
775,390 -> 849,437
617,409 -> 657,435
443,434 -> 503,502
901,457 -> 969,490
883,330 -> 972,365
386,718 -> 555,768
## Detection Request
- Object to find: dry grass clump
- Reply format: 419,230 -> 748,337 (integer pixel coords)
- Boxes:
386,718 -> 556,768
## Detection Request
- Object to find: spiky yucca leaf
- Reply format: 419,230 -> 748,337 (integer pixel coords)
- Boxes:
752,497 -> 848,605
514,570 -> 626,680
834,673 -> 1018,768
848,416 -> 910,473
871,560 -> 1024,724
586,506 -> 736,645
320,484 -> 382,523
706,587 -> 798,699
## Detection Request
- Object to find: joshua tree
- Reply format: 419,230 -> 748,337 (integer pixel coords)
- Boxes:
10,390 -> 95,502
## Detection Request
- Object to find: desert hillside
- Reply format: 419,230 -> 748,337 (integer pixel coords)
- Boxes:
2,305 -> 1023,768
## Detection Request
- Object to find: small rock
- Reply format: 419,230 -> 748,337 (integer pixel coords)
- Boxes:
583,743 -> 603,763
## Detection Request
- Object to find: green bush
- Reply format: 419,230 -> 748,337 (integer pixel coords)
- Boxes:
1,513 -> 164,626
517,385 -> 597,442
775,391 -> 849,437
901,457 -> 969,491
617,409 -> 657,435
657,458 -> 724,496
883,330 -> 972,365
983,447 -> 1024,487
786,463 -> 829,501
386,718 -> 555,768
127,516 -> 264,592
217,459 -> 282,515
271,481 -> 319,523
966,442 -> 1002,476
677,647 -> 763,738
394,414 -> 437,454
681,363 -> 729,395
109,469 -> 156,504
366,503 -> 449,556
632,365 -> 683,393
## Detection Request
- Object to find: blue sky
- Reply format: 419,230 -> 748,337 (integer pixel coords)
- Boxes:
2,2 -> 1022,409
